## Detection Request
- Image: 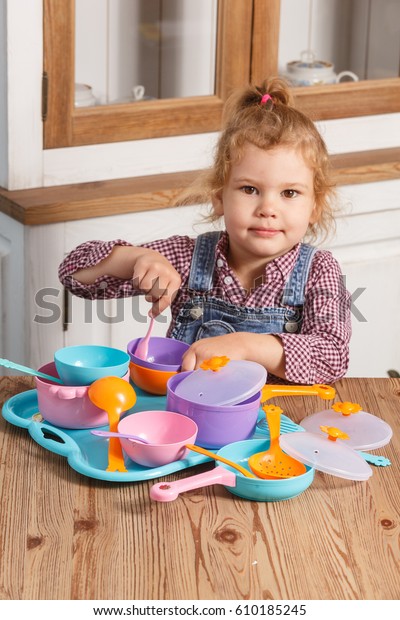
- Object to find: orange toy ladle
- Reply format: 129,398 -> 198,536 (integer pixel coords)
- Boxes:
88,377 -> 137,473
248,405 -> 307,479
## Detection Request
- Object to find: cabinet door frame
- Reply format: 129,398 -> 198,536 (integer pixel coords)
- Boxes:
44,0 -> 400,149
43,0 -> 261,148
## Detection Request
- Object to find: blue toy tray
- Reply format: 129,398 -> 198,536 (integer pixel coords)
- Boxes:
2,387 -> 302,483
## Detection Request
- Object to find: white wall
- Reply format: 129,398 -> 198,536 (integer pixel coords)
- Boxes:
0,0 -> 43,190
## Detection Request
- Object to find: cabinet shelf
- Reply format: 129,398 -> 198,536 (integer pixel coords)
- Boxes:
1,148 -> 399,226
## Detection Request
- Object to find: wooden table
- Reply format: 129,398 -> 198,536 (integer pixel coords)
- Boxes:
0,376 -> 399,601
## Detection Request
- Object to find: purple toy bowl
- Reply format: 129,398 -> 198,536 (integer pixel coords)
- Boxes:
35,362 -> 130,429
127,337 -> 189,372
166,371 -> 261,449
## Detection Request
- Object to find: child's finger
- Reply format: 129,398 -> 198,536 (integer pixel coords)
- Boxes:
180,348 -> 197,372
149,292 -> 173,317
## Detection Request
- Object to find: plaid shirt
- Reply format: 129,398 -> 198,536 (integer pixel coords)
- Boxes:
59,232 -> 351,384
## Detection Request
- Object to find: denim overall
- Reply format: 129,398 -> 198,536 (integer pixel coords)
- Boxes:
171,231 -> 317,344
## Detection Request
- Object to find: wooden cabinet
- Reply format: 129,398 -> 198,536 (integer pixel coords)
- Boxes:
44,0 -> 400,149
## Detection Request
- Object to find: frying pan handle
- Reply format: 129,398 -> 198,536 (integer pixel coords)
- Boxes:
261,383 -> 335,403
150,466 -> 236,502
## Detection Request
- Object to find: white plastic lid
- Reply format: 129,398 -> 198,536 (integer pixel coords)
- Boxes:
174,360 -> 267,406
300,407 -> 392,450
280,431 -> 373,481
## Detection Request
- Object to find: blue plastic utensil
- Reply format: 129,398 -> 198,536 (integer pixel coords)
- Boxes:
0,358 -> 63,384
135,317 -> 155,361
91,430 -> 149,443
357,451 -> 391,466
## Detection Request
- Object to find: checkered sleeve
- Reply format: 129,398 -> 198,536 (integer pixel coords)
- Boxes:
58,236 -> 194,300
280,251 -> 352,384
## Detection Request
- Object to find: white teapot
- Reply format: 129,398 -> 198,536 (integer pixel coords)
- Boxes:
285,50 -> 358,87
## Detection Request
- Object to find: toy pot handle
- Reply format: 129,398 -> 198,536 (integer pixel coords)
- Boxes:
150,466 -> 236,502
262,384 -> 335,402
336,71 -> 358,83
57,387 -> 79,400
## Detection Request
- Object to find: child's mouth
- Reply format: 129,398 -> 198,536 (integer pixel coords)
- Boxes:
250,228 -> 281,238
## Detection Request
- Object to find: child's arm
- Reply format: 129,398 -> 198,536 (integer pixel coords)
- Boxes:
59,240 -> 182,317
181,251 -> 351,384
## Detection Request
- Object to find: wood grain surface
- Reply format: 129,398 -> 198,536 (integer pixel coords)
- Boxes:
1,148 -> 399,226
0,376 -> 399,600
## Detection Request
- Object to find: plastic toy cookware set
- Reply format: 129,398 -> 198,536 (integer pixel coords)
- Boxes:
1,338 -> 393,503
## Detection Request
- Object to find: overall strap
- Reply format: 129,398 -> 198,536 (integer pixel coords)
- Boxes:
281,243 -> 317,306
188,231 -> 222,292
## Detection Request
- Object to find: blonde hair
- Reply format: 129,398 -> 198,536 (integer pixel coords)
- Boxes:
177,77 -> 337,242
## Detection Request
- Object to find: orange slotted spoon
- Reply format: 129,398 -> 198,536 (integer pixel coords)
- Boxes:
248,405 -> 307,479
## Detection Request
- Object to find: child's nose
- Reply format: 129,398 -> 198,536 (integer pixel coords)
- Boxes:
256,196 -> 276,217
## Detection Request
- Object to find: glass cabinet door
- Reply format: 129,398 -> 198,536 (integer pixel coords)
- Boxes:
43,0 -> 400,149
74,0 -> 218,107
44,0 -> 259,148
278,0 -> 400,86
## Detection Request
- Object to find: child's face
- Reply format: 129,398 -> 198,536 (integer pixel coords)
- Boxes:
213,143 -> 316,267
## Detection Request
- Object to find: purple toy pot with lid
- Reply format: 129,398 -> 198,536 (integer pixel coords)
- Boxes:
166,360 -> 267,449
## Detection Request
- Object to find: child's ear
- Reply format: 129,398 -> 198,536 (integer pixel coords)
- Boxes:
212,190 -> 224,216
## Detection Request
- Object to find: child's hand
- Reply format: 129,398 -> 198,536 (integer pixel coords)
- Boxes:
181,332 -> 286,378
132,249 -> 181,317
181,333 -> 248,372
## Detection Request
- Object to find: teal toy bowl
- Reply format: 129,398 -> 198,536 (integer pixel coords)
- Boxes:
54,345 -> 130,386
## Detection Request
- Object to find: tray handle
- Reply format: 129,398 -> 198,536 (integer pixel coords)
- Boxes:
29,421 -> 77,457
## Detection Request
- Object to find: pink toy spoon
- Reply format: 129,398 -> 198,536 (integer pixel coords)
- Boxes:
135,317 -> 155,360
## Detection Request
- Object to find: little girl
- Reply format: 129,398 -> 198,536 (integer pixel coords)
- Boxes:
59,78 -> 351,384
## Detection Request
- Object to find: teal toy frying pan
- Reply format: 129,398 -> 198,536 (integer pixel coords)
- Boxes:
150,438 -> 315,503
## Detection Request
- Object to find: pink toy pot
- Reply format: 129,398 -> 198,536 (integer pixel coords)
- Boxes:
117,410 -> 198,467
166,371 -> 262,449
35,362 -> 130,429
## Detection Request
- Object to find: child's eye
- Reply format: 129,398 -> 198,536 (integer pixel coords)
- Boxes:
241,185 -> 258,195
282,189 -> 299,198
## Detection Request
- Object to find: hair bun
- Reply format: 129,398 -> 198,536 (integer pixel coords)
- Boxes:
258,77 -> 293,107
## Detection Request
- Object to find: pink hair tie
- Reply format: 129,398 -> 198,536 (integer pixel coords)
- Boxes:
260,93 -> 272,106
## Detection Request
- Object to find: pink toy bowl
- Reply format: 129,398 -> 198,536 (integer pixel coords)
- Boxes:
127,337 -> 189,372
117,410 -> 198,467
166,371 -> 262,449
35,362 -> 130,429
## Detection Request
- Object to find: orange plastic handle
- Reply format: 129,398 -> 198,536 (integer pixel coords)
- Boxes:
106,409 -> 128,473
261,383 -> 335,404
186,444 -> 256,478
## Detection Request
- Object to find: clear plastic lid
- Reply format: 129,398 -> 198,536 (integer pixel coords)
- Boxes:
280,431 -> 373,481
300,403 -> 392,450
174,360 -> 267,406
